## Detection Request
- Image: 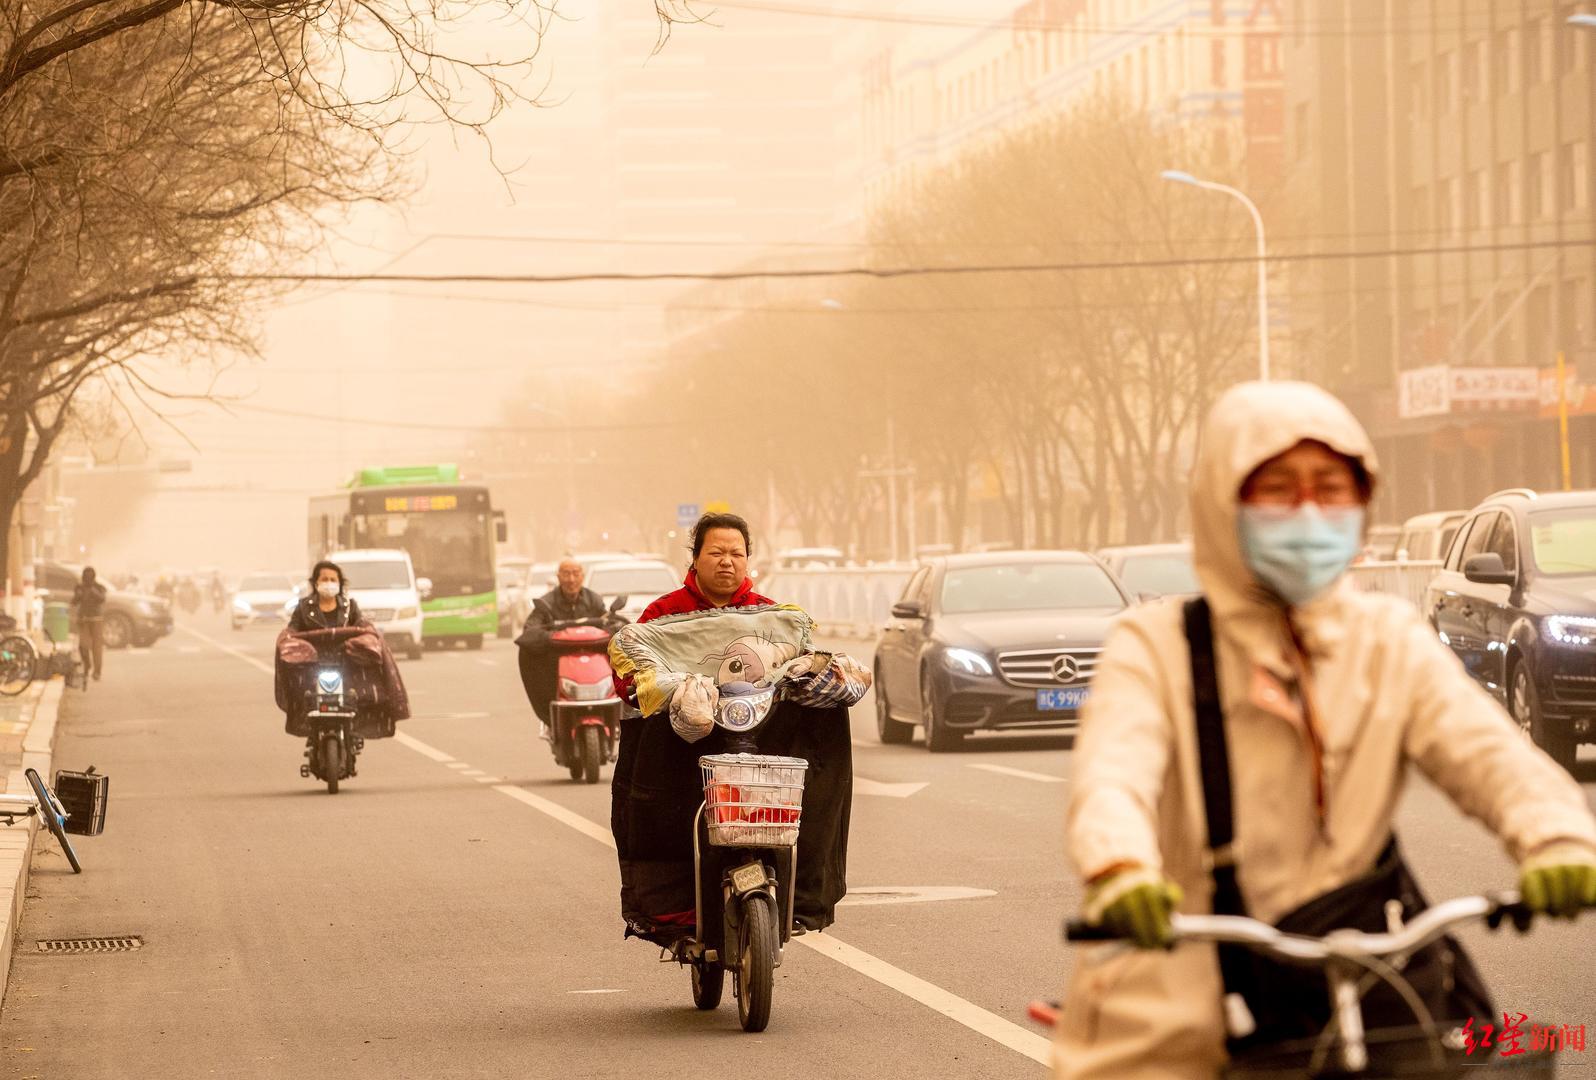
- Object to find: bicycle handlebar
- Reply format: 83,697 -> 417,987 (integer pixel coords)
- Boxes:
1065,892 -> 1537,961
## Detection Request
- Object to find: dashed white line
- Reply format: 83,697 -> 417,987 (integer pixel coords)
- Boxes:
394,732 -> 454,763
793,935 -> 1050,1065
966,763 -> 1066,784
446,762 -> 472,771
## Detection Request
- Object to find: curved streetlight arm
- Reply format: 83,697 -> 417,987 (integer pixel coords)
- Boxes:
1161,170 -> 1270,381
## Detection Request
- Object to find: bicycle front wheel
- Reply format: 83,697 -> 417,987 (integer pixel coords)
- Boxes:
24,768 -> 81,873
0,636 -> 36,697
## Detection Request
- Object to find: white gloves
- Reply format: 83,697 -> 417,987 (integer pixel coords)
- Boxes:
669,673 -> 720,744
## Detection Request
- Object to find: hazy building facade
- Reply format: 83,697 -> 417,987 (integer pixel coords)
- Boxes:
860,0 -> 1288,207
1283,0 -> 1595,520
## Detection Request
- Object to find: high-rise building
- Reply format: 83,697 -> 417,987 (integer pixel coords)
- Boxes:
859,0 -> 1287,208
1283,0 -> 1595,518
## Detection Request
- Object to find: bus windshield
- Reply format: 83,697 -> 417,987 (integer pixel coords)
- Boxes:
351,510 -> 492,597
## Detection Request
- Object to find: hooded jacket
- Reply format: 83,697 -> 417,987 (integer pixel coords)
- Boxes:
1054,382 -> 1596,1080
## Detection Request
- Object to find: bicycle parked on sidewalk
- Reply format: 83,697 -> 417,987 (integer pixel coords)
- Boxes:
0,614 -> 37,697
1059,893 -> 1570,1077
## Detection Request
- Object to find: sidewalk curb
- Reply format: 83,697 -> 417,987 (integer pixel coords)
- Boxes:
0,678 -> 64,1013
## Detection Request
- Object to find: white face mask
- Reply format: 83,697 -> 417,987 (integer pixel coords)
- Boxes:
316,581 -> 340,599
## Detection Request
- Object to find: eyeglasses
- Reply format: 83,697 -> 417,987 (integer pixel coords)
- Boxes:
1243,477 -> 1363,509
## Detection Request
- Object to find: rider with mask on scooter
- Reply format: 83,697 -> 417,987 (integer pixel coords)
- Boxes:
1055,382 -> 1596,1080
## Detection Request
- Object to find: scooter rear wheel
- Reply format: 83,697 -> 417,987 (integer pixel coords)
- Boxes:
736,892 -> 776,1033
691,960 -> 723,1010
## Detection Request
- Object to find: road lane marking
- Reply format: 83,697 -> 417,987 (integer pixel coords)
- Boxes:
966,763 -> 1065,784
186,630 -> 1048,1068
474,776 -> 503,784
839,886 -> 997,907
854,777 -> 928,798
473,658 -> 498,668
490,783 -> 617,849
446,762 -> 471,770
179,625 -> 272,675
461,769 -> 486,777
791,934 -> 1051,1065
394,732 -> 455,763
567,989 -> 626,995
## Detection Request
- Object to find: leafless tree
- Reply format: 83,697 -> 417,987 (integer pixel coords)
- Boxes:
0,0 -> 572,578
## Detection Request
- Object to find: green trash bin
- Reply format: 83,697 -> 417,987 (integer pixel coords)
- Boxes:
43,602 -> 71,645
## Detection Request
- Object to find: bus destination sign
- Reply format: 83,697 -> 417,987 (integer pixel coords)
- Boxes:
385,494 -> 459,513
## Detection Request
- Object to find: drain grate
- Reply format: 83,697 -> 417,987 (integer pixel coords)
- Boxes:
37,936 -> 142,954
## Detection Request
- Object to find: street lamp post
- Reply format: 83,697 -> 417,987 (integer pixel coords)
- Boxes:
1161,169 -> 1271,382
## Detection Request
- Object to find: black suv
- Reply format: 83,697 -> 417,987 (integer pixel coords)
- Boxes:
1423,489 -> 1596,772
33,561 -> 174,649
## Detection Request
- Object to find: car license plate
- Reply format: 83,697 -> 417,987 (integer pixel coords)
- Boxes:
730,862 -> 768,894
1036,688 -> 1089,711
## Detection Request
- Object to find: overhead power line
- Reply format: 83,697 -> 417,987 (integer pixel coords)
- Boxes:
223,236 -> 1595,287
219,401 -> 688,434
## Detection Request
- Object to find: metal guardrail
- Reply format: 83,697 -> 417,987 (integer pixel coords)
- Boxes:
1346,560 -> 1443,609
761,566 -> 916,638
768,559 -> 1444,639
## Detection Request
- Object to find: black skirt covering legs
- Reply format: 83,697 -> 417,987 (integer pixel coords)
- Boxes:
610,699 -> 853,950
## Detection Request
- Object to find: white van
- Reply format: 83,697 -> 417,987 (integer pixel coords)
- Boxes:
327,548 -> 426,660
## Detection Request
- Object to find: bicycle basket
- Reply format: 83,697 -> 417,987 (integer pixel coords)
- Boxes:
698,753 -> 807,848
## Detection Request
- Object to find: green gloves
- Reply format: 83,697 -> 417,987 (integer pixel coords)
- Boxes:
1083,867 -> 1184,949
1519,843 -> 1596,919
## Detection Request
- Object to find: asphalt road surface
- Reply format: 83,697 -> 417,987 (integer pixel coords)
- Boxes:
3,613 -> 1594,1079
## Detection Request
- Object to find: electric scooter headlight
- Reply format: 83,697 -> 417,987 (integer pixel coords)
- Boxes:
716,682 -> 776,733
559,678 -> 609,702
317,669 -> 344,695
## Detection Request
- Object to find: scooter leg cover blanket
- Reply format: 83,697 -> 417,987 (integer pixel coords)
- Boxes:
610,699 -> 853,949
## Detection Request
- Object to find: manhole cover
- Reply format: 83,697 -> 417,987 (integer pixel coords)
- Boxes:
36,936 -> 142,954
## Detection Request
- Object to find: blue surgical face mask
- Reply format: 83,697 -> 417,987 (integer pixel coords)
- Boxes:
1237,503 -> 1365,606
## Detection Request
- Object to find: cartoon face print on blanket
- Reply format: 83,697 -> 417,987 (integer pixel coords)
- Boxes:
607,605 -> 816,719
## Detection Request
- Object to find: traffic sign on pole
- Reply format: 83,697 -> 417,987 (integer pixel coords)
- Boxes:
676,503 -> 700,527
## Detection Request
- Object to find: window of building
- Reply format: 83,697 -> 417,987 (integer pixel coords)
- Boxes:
1411,60 -> 1429,116
1559,4 -> 1584,74
1528,17 -> 1551,84
1464,39 -> 1486,103
1493,28 -> 1517,92
1531,150 -> 1553,217
1412,183 -> 1431,230
1466,168 -> 1487,230
1436,50 -> 1456,113
1561,278 -> 1588,354
1294,102 -> 1310,161
1494,161 -> 1516,224
1441,175 -> 1461,235
1562,141 -> 1589,210
1528,284 -> 1553,364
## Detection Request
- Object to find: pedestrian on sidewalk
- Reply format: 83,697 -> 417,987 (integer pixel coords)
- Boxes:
71,567 -> 107,684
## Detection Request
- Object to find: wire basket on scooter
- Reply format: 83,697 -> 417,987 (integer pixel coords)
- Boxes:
699,753 -> 807,848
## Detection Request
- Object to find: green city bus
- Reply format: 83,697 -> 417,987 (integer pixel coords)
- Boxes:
308,464 -> 506,647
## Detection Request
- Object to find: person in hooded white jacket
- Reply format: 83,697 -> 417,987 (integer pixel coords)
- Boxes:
1055,381 -> 1596,1080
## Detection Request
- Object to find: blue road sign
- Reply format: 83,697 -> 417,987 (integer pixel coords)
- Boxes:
676,503 -> 700,527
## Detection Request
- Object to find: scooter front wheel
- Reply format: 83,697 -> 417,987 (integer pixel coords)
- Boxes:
736,892 -> 776,1033
691,959 -> 723,1010
321,734 -> 342,794
580,726 -> 603,784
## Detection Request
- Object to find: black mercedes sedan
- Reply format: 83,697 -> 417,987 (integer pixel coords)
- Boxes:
872,551 -> 1130,751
